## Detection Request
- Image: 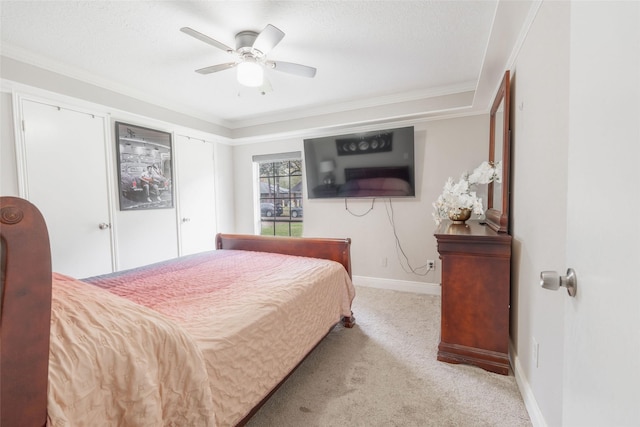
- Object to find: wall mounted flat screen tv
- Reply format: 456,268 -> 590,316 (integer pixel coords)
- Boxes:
304,126 -> 415,199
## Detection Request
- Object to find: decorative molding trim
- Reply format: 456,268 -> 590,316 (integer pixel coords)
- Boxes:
1,58 -> 482,145
230,83 -> 477,130
473,0 -> 542,111
504,1 -> 543,73
3,80 -> 230,146
510,340 -> 548,427
353,275 -> 441,295
1,47 -> 231,129
1,50 -> 478,141
229,107 -> 485,146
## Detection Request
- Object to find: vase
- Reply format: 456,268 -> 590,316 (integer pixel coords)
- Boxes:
449,208 -> 472,224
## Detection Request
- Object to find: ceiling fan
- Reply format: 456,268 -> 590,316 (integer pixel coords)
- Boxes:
180,24 -> 317,90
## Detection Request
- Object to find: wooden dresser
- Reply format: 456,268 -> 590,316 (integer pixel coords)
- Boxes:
434,221 -> 512,375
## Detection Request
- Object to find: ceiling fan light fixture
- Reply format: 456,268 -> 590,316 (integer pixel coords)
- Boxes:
237,59 -> 264,87
182,25 -> 316,88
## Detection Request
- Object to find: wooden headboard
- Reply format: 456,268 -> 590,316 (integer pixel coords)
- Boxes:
1,196 -> 52,427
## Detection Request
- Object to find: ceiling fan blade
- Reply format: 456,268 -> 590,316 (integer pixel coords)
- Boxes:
252,24 -> 285,55
195,62 -> 237,75
267,60 -> 317,78
180,27 -> 234,53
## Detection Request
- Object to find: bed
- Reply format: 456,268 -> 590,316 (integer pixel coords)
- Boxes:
0,196 -> 356,427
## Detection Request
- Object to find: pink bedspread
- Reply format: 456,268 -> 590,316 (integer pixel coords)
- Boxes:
48,273 -> 216,427
85,249 -> 355,426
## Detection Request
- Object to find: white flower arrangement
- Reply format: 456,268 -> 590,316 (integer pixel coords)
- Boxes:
468,160 -> 502,185
432,161 -> 501,225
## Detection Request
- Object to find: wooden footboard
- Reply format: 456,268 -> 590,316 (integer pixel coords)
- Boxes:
216,233 -> 356,328
216,233 -> 352,278
1,196 -> 52,427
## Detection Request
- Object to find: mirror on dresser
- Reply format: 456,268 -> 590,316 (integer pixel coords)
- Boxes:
486,70 -> 511,233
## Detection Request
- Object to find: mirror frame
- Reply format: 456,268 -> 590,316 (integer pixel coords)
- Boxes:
486,70 -> 511,233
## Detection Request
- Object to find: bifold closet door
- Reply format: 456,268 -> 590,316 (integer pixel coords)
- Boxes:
19,99 -> 114,278
175,136 -> 217,255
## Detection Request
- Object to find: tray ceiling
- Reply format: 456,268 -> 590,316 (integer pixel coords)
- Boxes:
0,1 -> 535,137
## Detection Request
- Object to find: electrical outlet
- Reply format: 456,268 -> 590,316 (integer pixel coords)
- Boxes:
532,337 -> 540,368
427,260 -> 435,270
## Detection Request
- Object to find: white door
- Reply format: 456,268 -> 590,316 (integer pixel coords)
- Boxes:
563,3 -> 639,425
175,135 -> 217,255
19,99 -> 114,278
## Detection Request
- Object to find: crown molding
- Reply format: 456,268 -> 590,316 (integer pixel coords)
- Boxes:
0,45 -> 233,130
1,45 -> 479,140
1,46 -> 485,143
226,81 -> 477,129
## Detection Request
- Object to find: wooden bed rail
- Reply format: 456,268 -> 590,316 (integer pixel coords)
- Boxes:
1,196 -> 52,427
216,233 -> 352,279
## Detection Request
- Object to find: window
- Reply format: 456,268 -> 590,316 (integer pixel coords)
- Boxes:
254,153 -> 303,237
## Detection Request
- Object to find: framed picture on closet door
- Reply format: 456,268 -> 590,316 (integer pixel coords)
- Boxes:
115,122 -> 174,211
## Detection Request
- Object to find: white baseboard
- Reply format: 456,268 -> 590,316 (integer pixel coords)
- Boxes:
510,341 -> 547,427
353,275 -> 441,295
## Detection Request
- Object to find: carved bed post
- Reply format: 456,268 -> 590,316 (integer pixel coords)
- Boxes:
342,312 -> 356,328
1,197 -> 52,427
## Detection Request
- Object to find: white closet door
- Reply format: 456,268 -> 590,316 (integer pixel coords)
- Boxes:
20,99 -> 114,278
176,136 -> 217,255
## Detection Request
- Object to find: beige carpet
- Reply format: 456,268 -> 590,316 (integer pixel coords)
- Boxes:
246,285 -> 532,427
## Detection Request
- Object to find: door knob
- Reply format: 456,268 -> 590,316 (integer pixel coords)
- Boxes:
540,268 -> 577,297
182,217 -> 191,223
98,222 -> 110,230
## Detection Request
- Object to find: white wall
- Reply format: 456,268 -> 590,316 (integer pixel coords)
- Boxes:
509,2 -> 640,426
232,115 -> 489,289
510,2 -> 570,426
0,92 -> 19,196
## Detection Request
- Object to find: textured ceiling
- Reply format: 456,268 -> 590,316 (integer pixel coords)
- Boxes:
1,1 -> 505,132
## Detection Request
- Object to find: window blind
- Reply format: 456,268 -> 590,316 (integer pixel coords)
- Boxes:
252,151 -> 301,163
